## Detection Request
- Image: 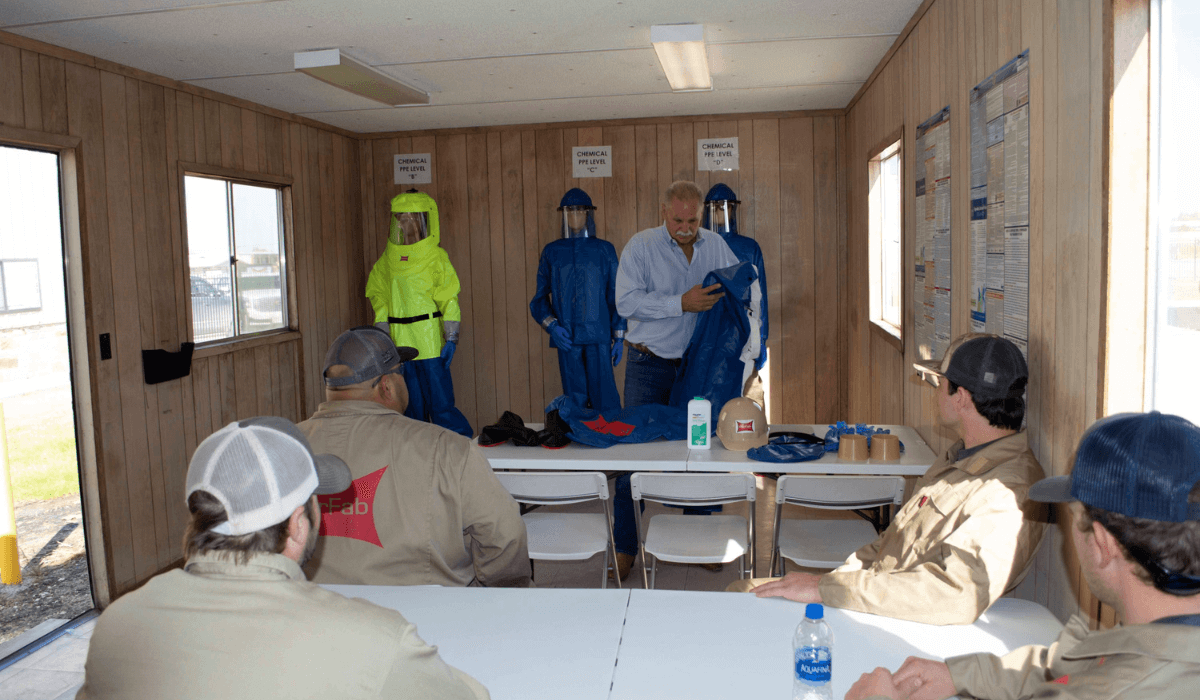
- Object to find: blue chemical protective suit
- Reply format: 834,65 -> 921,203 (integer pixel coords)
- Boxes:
529,189 -> 626,412
669,261 -> 762,429
703,184 -> 768,370
367,191 -> 473,437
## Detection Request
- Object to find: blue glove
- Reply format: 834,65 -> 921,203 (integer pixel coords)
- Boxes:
440,340 -> 456,368
548,322 -> 573,351
611,339 -> 623,366
755,348 -> 767,371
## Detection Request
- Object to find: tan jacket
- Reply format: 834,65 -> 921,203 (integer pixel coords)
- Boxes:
299,400 -> 531,587
818,432 -> 1047,625
76,552 -> 489,700
946,613 -> 1200,699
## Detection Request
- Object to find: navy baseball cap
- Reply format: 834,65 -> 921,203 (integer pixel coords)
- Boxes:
1029,411 -> 1200,522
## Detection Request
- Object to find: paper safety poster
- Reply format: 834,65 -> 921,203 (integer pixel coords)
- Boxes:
969,50 -> 1030,358
914,106 -> 951,364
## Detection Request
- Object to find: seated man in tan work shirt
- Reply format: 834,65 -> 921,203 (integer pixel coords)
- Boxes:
730,334 -> 1047,625
847,411 -> 1200,700
299,326 -> 531,588
77,417 -> 489,700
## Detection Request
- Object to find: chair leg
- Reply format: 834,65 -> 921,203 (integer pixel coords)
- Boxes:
601,548 -> 609,590
649,555 -> 657,590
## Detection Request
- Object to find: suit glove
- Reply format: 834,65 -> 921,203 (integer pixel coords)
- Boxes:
611,339 -> 623,366
548,322 -> 573,352
440,340 -> 456,368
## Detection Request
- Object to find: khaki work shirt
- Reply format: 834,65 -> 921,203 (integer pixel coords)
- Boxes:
76,552 -> 489,700
818,431 -> 1047,625
299,400 -> 531,587
945,614 -> 1200,699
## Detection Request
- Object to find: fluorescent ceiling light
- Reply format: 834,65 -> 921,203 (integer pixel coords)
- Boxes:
650,24 -> 712,92
294,49 -> 429,106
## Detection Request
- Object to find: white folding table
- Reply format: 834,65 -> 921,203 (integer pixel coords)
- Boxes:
688,423 -> 939,475
609,590 -> 1063,700
480,424 -> 690,472
321,585 -> 631,700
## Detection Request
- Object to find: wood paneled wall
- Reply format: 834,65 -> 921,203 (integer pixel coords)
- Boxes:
0,32 -> 364,599
358,115 -> 847,431
844,0 -> 1107,623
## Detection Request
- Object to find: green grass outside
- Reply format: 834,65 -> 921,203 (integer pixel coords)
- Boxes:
5,417 -> 79,504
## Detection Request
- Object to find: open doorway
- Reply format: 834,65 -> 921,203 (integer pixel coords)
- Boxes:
0,144 -> 94,652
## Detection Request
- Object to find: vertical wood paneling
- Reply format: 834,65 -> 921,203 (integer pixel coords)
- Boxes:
845,0 -> 1107,623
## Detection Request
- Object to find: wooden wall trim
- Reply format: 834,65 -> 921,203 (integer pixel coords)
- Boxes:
0,29 -> 361,140
360,108 -> 848,140
0,123 -> 80,150
179,160 -> 294,187
192,330 -> 303,360
845,0 -> 939,113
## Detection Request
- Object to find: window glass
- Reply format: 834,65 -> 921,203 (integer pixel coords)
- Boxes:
185,175 -> 287,343
869,140 -> 903,338
1150,0 -> 1200,422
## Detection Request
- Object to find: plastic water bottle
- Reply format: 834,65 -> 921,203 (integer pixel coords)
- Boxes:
686,396 -> 711,449
793,603 -> 833,700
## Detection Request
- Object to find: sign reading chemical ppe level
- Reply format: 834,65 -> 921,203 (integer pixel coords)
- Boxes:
697,137 -> 739,171
394,153 -> 432,184
571,146 -> 612,178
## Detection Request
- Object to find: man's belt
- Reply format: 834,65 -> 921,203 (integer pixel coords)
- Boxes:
388,311 -> 443,325
625,340 -> 682,366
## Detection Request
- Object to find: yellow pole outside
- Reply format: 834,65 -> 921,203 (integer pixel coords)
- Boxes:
0,403 -> 20,584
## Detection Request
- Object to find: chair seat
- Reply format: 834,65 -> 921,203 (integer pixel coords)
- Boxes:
523,512 -> 609,561
777,518 -> 878,569
643,514 -> 748,564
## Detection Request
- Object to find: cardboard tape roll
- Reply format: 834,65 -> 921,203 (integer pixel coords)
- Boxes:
870,433 -> 901,461
838,433 -> 869,461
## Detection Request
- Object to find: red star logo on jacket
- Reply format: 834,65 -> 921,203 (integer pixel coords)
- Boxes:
317,467 -> 387,548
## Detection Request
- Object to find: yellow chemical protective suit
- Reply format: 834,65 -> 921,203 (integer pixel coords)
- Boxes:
367,191 -> 461,359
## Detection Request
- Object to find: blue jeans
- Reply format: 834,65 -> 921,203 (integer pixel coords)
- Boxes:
613,346 -> 679,555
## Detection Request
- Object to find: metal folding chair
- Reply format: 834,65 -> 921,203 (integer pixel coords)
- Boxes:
769,475 -> 905,576
629,472 -> 756,589
494,471 -> 620,589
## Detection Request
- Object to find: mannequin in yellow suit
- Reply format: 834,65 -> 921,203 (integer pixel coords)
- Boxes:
366,191 -> 473,437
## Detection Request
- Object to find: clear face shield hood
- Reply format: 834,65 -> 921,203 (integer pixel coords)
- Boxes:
560,206 -> 596,239
390,211 -> 430,245
705,200 -> 738,236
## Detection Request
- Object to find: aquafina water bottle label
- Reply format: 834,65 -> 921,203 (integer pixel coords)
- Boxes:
795,645 -> 831,683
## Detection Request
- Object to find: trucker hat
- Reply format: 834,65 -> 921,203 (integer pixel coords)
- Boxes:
1029,411 -> 1200,522
323,325 -> 418,387
185,416 -> 352,536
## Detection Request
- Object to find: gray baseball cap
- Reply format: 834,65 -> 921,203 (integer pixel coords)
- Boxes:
323,325 -> 418,387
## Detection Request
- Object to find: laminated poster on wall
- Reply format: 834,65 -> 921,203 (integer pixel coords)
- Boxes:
914,106 -> 952,365
696,137 -> 739,171
968,50 -> 1030,360
394,153 -> 432,184
571,146 -> 612,178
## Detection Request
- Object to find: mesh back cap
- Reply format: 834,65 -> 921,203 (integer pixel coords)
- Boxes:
943,335 -> 1028,402
185,416 -> 352,536
323,326 -> 418,387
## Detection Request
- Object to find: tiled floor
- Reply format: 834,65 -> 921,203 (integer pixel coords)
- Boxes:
0,617 -> 93,700
0,476 -> 859,699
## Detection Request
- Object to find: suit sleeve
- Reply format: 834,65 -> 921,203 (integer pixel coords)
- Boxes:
530,247 -> 555,329
433,250 -> 463,324
366,258 -> 391,324
457,444 -> 533,587
752,242 -> 768,354
604,242 -> 626,335
818,478 -> 1038,625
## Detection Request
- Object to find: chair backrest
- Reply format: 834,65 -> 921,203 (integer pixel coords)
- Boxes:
494,471 -> 609,506
630,472 -> 756,508
775,475 -> 905,509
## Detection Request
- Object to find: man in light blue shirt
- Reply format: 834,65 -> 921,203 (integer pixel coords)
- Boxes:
609,181 -> 739,578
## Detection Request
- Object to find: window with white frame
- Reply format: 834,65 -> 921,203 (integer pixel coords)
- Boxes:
0,259 -> 41,313
869,138 -> 904,339
184,174 -> 288,343
1147,0 -> 1200,423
